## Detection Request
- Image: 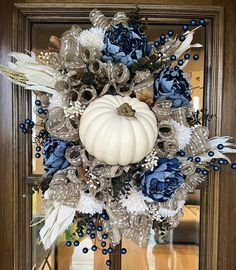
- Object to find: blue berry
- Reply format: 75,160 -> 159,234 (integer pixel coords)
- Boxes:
213,165 -> 219,171
179,150 -> 185,157
97,226 -> 103,231
178,60 -> 184,66
37,108 -> 44,114
218,159 -> 225,165
35,99 -> 41,106
82,247 -> 88,254
108,247 -> 113,253
102,249 -> 108,255
88,221 -> 94,226
29,121 -> 35,127
193,54 -> 199,60
102,233 -> 108,240
202,169 -> 208,176
101,213 -> 107,219
208,151 -> 214,157
184,53 -> 190,60
36,146 -> 41,152
22,128 -> 27,134
73,241 -> 79,247
199,19 -> 205,25
231,163 -> 236,169
25,119 -> 31,124
90,233 -> 95,239
187,157 -> 193,162
209,161 -> 214,166
19,123 -> 25,129
160,34 -> 166,41
35,153 -> 41,158
91,225 -> 96,230
182,24 -> 189,31
168,30 -> 174,36
217,144 -> 224,150
195,157 -> 201,163
43,109 -> 48,114
196,168 -> 202,173
86,229 -> 92,235
101,241 -> 106,247
91,245 -> 97,251
154,40 -> 160,48
170,55 -> 176,61
174,66 -> 180,71
190,19 -> 197,26
223,160 -> 228,165
121,248 -> 127,254
106,260 -> 112,266
66,241 -> 72,247
179,35 -> 185,42
78,231 -> 84,237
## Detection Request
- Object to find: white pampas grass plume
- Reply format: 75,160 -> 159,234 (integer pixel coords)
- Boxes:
120,189 -> 148,213
77,191 -> 104,215
170,120 -> 192,150
77,27 -> 105,51
1,52 -> 58,94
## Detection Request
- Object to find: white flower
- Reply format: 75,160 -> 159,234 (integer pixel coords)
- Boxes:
142,149 -> 159,171
120,189 -> 148,213
158,200 -> 185,218
77,191 -> 104,215
64,101 -> 86,119
170,120 -> 192,150
77,27 -> 105,51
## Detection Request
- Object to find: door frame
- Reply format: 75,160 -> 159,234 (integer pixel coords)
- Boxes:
11,3 -> 224,270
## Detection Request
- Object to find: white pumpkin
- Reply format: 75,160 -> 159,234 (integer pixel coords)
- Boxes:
79,95 -> 158,166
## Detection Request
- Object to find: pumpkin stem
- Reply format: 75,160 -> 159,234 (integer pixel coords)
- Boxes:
117,102 -> 136,117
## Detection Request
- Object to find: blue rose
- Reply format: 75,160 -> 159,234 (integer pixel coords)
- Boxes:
43,136 -> 70,175
141,158 -> 185,202
154,67 -> 191,108
102,24 -> 151,66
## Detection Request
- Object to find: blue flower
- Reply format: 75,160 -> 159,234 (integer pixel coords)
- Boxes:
102,24 -> 151,66
141,158 -> 185,202
42,136 -> 70,175
154,67 -> 191,108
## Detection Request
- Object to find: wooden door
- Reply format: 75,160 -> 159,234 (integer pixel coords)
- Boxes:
0,2 -> 235,270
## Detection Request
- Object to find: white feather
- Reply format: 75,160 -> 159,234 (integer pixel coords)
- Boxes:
197,136 -> 236,163
40,203 -> 76,250
174,31 -> 203,59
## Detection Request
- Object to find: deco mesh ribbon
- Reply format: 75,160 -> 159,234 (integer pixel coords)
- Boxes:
0,8 -> 236,255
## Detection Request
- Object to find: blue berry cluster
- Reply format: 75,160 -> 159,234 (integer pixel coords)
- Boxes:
65,212 -> 127,268
180,143 -> 236,174
35,99 -> 48,115
154,18 -> 205,67
19,118 -> 34,134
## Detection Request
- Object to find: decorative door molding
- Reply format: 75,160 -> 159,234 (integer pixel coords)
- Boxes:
12,4 -> 224,270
